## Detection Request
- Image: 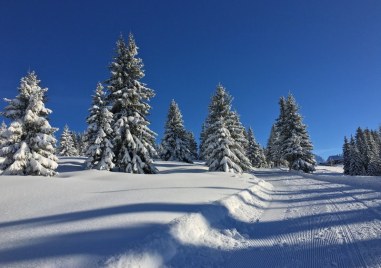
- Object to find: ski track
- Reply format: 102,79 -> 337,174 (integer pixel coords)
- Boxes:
224,170 -> 381,268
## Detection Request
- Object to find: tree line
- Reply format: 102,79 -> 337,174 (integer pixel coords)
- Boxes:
0,34 -> 316,176
343,127 -> 381,176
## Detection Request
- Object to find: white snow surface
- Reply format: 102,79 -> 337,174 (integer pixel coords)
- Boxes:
1,159 -> 381,267
0,157 -> 260,267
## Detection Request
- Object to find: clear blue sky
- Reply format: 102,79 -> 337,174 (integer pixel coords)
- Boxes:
1,0 -> 380,159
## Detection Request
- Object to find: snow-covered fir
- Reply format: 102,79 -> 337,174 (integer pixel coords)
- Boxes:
58,125 -> 78,156
280,94 -> 315,172
344,127 -> 381,176
185,131 -> 198,160
0,72 -> 58,176
0,121 -> 7,148
160,100 -> 193,163
106,34 -> 157,173
85,83 -> 115,170
246,127 -> 267,168
203,85 -> 252,173
267,94 -> 315,172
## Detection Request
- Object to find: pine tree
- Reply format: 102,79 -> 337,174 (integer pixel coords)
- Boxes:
227,111 -> 249,152
203,85 -> 252,173
247,127 -> 267,168
185,131 -> 198,160
160,100 -> 193,163
58,125 -> 78,156
107,34 -> 157,173
265,124 -> 278,167
343,136 -> 351,175
364,129 -> 381,176
280,94 -> 315,172
349,136 -> 365,175
85,83 -> 115,170
199,122 -> 208,161
0,72 -> 58,176
0,121 -> 7,148
355,127 -> 368,174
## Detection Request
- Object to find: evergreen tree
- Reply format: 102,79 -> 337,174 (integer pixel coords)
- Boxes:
185,131 -> 198,160
199,122 -> 208,161
265,124 -> 278,167
280,94 -> 315,172
85,83 -> 115,170
227,111 -> 249,152
0,72 -> 58,176
343,136 -> 351,175
247,127 -> 267,168
364,129 -> 381,176
355,127 -> 368,173
349,136 -> 365,175
58,125 -> 78,156
107,34 -> 157,173
0,121 -> 7,148
160,100 -> 193,163
203,85 -> 252,173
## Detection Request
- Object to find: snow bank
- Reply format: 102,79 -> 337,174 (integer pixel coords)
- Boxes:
106,177 -> 273,267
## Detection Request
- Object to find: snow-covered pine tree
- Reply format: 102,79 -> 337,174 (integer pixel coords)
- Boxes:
281,94 -> 315,172
160,100 -> 193,163
0,71 -> 58,176
0,121 -> 7,148
343,136 -> 351,175
106,33 -> 157,173
355,127 -> 368,174
204,85 -> 252,173
247,127 -> 267,168
265,124 -> 278,167
58,125 -> 78,156
185,131 -> 198,160
85,83 -> 115,170
268,97 -> 289,168
364,129 -> 381,176
349,136 -> 365,175
199,122 -> 208,161
227,111 -> 249,154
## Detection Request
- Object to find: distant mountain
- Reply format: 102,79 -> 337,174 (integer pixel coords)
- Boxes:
313,154 -> 325,164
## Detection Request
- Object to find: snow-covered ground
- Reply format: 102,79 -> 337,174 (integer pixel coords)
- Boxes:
1,158 -> 381,267
0,157 -> 261,267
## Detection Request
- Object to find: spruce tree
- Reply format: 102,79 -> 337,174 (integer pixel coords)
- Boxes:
0,121 -> 7,148
160,100 -> 193,163
199,122 -> 208,161
349,136 -> 365,175
58,125 -> 78,156
203,85 -> 252,173
343,136 -> 351,175
364,129 -> 381,176
85,83 -> 115,170
280,94 -> 315,172
355,127 -> 368,174
185,131 -> 198,160
106,34 -> 157,173
247,127 -> 267,168
265,124 -> 278,167
228,111 -> 249,152
0,72 -> 58,176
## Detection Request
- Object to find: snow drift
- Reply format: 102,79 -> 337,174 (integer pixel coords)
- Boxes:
106,178 -> 273,267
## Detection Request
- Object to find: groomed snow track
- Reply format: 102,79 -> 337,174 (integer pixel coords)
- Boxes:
226,170 -> 381,268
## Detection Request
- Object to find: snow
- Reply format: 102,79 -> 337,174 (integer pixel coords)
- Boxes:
0,158 -> 256,267
1,160 -> 381,267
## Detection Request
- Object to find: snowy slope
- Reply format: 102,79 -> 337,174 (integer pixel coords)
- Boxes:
0,157 -> 259,267
1,159 -> 381,267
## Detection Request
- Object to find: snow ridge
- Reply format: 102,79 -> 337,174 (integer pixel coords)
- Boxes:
106,177 -> 273,267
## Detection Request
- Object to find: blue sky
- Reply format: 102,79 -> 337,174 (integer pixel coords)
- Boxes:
1,0 -> 380,159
